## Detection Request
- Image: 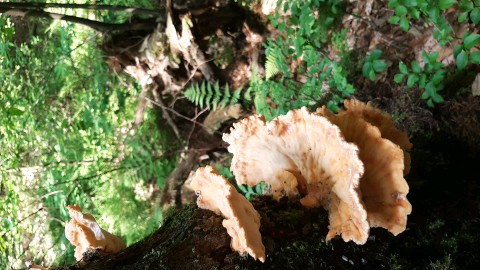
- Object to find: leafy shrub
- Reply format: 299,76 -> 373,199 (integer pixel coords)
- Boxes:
251,0 -> 355,118
362,49 -> 388,81
388,0 -> 456,45
394,51 -> 446,107
215,165 -> 266,200
388,0 -> 480,107
237,182 -> 267,201
458,0 -> 480,24
0,12 -> 176,267
454,32 -> 480,69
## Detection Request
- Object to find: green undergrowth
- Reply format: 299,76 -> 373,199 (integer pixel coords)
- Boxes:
186,0 -> 480,120
0,2 -> 178,267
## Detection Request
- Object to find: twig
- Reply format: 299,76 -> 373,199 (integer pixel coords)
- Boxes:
52,167 -> 126,186
16,207 -> 45,225
187,107 -> 209,145
145,96 -> 220,134
179,58 -> 215,90
151,85 -> 182,140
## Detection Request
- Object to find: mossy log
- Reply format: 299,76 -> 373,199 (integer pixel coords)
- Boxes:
55,197 -> 399,270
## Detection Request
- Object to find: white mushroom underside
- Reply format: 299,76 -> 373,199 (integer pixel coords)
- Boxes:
223,108 -> 370,244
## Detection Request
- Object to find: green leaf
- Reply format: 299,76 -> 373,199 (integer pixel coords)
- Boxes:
438,0 -> 455,10
396,5 -> 408,16
325,17 -> 334,27
427,99 -> 434,107
373,60 -> 388,72
428,6 -> 441,21
8,107 -> 24,116
389,15 -> 400,24
471,7 -> 480,24
459,0 -> 474,11
362,62 -> 372,77
394,73 -> 405,83
402,0 -> 418,6
470,51 -> 480,64
54,144 -> 62,152
464,33 -> 480,50
411,9 -> 420,20
421,90 -> 430,99
411,61 -> 422,73
255,183 -> 264,194
456,49 -> 469,69
429,51 -> 440,63
458,12 -> 469,23
369,69 -> 376,81
425,81 -> 436,96
399,16 -> 410,31
453,44 -> 463,58
399,61 -> 409,74
388,0 -> 399,8
238,185 -> 247,194
370,49 -> 383,59
407,74 -> 419,87
421,51 -> 430,63
419,74 -> 427,87
432,93 -> 444,103
432,71 -> 445,85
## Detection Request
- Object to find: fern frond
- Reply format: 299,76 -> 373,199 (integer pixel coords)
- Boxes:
184,81 -> 248,110
265,52 -> 281,80
205,82 -> 213,109
243,86 -> 253,101
231,87 -> 242,105
213,82 -> 222,110
220,83 -> 231,109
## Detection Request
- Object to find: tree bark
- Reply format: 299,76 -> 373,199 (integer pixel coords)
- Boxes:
0,7 -> 156,32
0,3 -> 161,16
53,197 -> 394,270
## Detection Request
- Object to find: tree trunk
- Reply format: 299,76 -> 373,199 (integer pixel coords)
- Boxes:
53,197 -> 394,270
0,4 -> 157,32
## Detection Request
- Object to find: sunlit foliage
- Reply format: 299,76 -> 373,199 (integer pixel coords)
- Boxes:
0,1 -> 175,268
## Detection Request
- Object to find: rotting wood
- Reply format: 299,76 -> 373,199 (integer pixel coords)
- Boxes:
160,149 -> 199,209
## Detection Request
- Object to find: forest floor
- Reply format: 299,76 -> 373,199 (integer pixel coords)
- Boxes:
66,0 -> 480,269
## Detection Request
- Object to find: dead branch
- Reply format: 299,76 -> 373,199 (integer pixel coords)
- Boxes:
151,85 -> 182,141
160,149 -> 199,209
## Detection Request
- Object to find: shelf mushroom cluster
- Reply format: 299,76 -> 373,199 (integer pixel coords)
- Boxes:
189,99 -> 412,262
65,205 -> 126,261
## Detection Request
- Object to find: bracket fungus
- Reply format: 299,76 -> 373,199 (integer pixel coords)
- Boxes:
222,102 -> 412,244
337,99 -> 413,175
188,166 -> 266,262
65,205 -> 126,261
223,108 -> 370,244
318,102 -> 412,236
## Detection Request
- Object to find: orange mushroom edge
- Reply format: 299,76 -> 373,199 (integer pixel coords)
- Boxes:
187,166 -> 266,262
65,204 -> 126,261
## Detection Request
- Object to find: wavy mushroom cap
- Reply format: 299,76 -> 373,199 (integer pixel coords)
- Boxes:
319,110 -> 412,236
65,205 -> 126,261
188,166 -> 266,262
341,99 -> 413,175
223,108 -> 369,244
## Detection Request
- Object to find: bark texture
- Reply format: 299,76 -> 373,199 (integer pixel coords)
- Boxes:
54,197 -> 394,270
